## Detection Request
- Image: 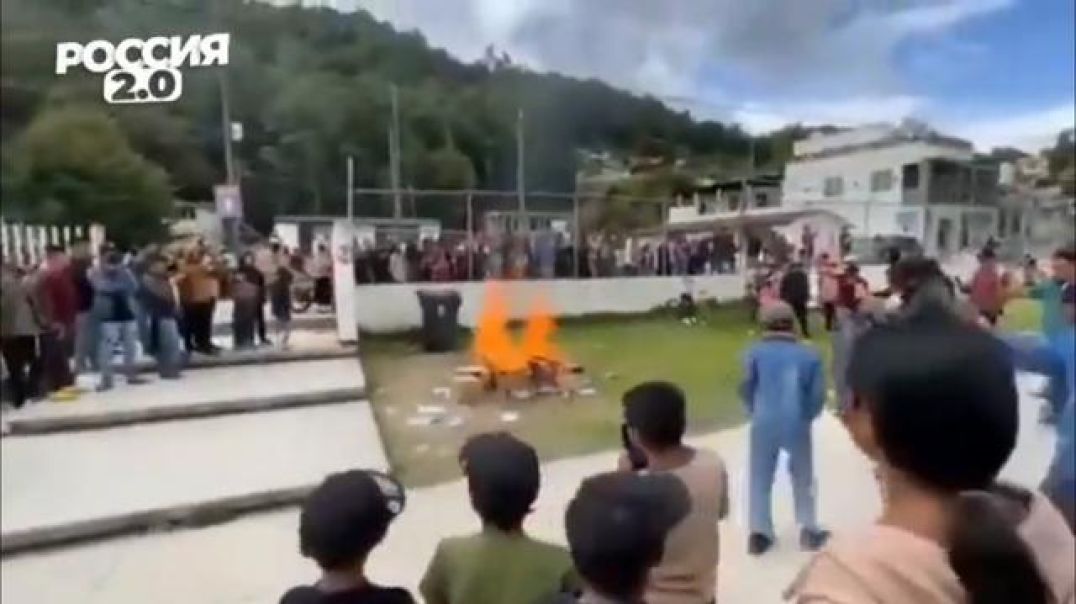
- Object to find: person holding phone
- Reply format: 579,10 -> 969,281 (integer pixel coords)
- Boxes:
617,382 -> 729,604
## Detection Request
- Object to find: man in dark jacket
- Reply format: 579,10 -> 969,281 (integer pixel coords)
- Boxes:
779,258 -> 812,338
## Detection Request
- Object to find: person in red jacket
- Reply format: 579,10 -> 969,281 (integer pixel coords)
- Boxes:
35,245 -> 78,395
966,247 -> 1012,326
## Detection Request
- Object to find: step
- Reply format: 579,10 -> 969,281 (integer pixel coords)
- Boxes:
0,401 -> 387,555
132,328 -> 355,373
4,358 -> 366,435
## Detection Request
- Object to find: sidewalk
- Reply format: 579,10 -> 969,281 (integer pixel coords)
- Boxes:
3,358 -> 366,434
1,401 -> 387,553
0,375 -> 1055,604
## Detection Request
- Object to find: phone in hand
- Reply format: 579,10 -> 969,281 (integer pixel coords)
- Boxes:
621,423 -> 648,471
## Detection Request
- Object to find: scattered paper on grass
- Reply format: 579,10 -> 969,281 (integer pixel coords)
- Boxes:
414,444 -> 431,454
406,415 -> 435,427
500,411 -> 520,423
447,416 -> 465,427
417,405 -> 447,415
509,389 -> 534,401
432,387 -> 451,400
602,371 -> 619,381
577,387 -> 598,397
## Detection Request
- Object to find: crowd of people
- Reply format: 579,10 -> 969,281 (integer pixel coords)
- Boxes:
0,238 -> 334,408
351,227 -> 798,284
281,245 -> 1075,604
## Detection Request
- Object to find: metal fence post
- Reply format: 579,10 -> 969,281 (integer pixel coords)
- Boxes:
573,194 -> 581,279
466,192 -> 475,280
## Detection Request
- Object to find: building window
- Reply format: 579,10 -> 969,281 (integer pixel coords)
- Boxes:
823,177 -> 844,197
903,164 -> 920,189
870,170 -> 894,192
755,192 -> 769,207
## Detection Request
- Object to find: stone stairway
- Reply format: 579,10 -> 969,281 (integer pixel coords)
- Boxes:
0,319 -> 388,557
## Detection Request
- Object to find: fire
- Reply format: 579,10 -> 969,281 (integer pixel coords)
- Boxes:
473,282 -> 563,373
521,295 -> 562,363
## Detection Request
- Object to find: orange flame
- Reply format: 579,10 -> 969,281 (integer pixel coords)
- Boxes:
521,295 -> 562,363
473,283 -> 564,373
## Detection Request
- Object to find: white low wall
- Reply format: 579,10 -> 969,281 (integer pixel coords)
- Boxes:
350,257 -> 978,334
354,275 -> 744,333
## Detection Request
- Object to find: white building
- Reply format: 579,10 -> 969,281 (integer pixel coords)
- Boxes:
782,121 -> 1000,256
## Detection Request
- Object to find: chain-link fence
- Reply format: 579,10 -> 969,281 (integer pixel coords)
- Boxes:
311,188 -> 1075,284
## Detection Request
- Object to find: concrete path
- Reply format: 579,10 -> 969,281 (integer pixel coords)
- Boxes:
1,401 -> 387,553
0,375 -> 1056,604
2,358 -> 366,434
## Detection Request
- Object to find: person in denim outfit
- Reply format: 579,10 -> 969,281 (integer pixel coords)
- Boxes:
139,255 -> 183,380
91,250 -> 144,391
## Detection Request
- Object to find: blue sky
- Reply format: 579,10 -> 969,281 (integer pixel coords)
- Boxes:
355,0 -> 1073,151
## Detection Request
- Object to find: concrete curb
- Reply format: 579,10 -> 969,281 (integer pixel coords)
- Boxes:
4,388 -> 365,436
133,345 -> 357,373
210,314 -> 336,336
1,485 -> 313,557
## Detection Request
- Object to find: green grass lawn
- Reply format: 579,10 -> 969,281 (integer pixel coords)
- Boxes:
362,298 -> 1043,487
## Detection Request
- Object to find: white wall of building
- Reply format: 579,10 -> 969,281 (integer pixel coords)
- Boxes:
783,141 -> 973,207
794,124 -> 894,156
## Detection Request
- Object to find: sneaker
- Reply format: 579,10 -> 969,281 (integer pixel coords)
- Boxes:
800,528 -> 831,551
127,377 -> 148,386
95,384 -> 113,393
747,533 -> 774,556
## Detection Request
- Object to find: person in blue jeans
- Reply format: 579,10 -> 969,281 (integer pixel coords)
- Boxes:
740,301 -> 829,556
91,250 -> 145,391
139,255 -> 183,380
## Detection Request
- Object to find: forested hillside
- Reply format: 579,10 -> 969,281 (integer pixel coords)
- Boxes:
1,0 -> 803,240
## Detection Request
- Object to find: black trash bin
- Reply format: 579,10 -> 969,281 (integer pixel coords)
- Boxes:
416,289 -> 462,352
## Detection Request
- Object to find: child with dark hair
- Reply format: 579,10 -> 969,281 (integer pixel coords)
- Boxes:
787,308 -> 1075,603
281,470 -> 411,604
564,472 -> 691,604
741,301 -> 829,556
420,432 -> 577,604
618,381 -> 728,604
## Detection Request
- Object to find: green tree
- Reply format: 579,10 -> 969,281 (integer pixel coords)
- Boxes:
8,107 -> 173,246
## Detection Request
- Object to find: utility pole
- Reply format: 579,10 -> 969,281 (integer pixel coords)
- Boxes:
389,83 -> 402,219
516,108 -> 527,232
212,0 -> 238,253
346,155 -> 355,224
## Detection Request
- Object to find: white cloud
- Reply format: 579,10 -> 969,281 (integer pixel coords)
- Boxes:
358,0 -> 1012,100
887,0 -> 1014,34
353,0 -> 1050,144
942,102 -> 1076,152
